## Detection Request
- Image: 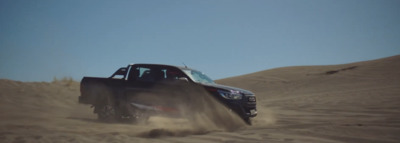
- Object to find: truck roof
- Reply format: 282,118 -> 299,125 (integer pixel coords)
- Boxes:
128,63 -> 194,71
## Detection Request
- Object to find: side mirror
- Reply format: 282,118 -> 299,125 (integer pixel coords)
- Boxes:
178,77 -> 189,82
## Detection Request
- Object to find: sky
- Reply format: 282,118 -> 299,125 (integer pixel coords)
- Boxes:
1,0 -> 399,82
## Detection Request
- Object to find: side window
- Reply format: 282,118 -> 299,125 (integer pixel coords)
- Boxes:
128,66 -> 186,82
131,66 -> 166,82
164,68 -> 185,80
136,67 -> 153,82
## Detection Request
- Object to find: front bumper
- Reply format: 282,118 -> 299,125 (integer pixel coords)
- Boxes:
227,95 -> 257,118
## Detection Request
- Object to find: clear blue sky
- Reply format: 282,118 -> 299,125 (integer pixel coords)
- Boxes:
1,0 -> 399,82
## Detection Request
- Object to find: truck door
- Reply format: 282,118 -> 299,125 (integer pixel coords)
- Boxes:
126,65 -> 157,91
124,65 -> 170,105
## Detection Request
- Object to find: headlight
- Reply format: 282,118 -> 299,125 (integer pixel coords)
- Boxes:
217,90 -> 242,100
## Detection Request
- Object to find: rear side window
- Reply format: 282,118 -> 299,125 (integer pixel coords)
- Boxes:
137,67 -> 152,78
133,67 -> 159,82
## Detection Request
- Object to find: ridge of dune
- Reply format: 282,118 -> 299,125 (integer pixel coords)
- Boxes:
217,55 -> 400,143
218,55 -> 400,99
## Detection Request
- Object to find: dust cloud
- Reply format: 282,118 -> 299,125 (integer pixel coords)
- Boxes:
251,106 -> 276,126
0,78 -> 268,142
124,83 -> 247,137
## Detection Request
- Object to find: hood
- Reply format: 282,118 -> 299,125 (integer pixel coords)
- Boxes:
201,83 -> 254,95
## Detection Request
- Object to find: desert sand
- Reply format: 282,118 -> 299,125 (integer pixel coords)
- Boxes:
1,55 -> 399,143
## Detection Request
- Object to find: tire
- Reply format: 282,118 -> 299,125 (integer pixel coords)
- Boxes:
93,86 -> 119,122
97,104 -> 117,122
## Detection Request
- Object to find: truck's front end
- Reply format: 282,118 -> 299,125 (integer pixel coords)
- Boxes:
179,67 -> 257,124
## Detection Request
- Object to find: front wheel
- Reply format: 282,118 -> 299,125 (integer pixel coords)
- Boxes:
129,108 -> 150,124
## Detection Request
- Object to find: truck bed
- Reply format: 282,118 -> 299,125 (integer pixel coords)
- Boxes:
79,77 -> 124,104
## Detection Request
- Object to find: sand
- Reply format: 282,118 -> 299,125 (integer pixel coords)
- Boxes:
1,55 -> 399,143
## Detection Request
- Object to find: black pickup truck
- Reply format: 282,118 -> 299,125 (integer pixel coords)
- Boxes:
79,64 -> 257,124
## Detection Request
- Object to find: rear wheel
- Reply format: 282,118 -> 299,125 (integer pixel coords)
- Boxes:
97,104 -> 117,122
93,87 -> 119,122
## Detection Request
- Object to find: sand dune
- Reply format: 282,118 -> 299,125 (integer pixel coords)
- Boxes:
1,55 -> 400,143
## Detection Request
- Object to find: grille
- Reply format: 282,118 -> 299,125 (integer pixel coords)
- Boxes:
248,96 -> 256,102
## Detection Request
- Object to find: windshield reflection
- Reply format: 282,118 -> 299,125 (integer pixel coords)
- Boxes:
183,69 -> 215,84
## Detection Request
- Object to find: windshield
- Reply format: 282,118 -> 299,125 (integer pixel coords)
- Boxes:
183,69 -> 215,84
